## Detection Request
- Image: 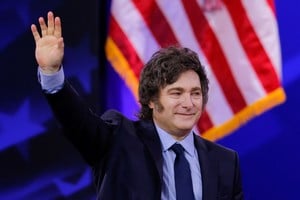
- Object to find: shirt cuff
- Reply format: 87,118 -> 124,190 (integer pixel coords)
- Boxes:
38,66 -> 65,94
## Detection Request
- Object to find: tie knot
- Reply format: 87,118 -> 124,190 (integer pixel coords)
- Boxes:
171,143 -> 185,156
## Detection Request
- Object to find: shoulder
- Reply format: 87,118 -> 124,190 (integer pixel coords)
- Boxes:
100,109 -> 140,133
101,109 -> 124,123
101,109 -> 132,125
194,134 -> 238,160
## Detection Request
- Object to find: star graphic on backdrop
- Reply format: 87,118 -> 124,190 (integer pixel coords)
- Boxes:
65,36 -> 98,93
17,0 -> 63,26
14,0 -> 33,25
0,0 -> 63,49
0,1 -> 30,49
53,167 -> 92,196
0,99 -> 45,151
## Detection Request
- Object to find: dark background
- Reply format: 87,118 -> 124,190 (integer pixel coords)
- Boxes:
0,0 -> 299,199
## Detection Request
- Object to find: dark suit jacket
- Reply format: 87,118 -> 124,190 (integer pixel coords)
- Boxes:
45,82 -> 243,200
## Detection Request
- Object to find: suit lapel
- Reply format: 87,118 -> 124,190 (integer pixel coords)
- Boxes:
136,120 -> 163,181
194,135 -> 218,200
135,122 -> 219,199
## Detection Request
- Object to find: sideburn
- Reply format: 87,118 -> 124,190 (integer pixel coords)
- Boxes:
153,100 -> 164,113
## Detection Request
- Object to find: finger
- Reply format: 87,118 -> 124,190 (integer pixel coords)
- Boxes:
39,17 -> 47,37
54,16 -> 62,38
31,24 -> 41,43
47,11 -> 55,35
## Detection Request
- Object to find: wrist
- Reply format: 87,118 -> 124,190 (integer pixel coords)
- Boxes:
39,65 -> 61,75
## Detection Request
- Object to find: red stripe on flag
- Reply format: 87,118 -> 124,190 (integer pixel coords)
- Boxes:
109,16 -> 144,78
198,111 -> 214,134
223,0 -> 281,93
132,0 -> 178,47
182,0 -> 247,114
266,0 -> 276,14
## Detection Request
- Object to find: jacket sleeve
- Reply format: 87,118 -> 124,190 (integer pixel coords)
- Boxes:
44,81 -> 120,166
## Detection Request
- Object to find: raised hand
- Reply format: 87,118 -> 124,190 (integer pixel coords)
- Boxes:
31,11 -> 64,74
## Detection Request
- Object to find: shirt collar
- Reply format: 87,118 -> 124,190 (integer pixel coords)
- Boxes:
155,123 -> 195,157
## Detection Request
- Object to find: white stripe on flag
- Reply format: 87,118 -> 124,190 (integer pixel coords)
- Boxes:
202,3 -> 266,104
111,0 -> 160,63
242,0 -> 282,79
157,0 -> 234,125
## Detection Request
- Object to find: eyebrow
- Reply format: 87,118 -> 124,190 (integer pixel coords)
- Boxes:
167,87 -> 202,92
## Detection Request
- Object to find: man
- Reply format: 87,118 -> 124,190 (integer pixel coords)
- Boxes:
31,11 -> 243,200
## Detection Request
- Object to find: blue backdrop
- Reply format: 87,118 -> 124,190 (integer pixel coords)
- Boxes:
0,0 -> 299,199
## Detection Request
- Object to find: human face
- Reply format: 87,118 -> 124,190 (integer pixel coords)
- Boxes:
149,70 -> 203,140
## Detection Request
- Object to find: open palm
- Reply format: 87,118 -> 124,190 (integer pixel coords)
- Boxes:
31,11 -> 64,74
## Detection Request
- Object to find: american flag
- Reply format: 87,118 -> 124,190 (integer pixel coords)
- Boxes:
105,0 -> 286,141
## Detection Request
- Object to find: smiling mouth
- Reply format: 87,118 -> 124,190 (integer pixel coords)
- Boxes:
176,113 -> 195,116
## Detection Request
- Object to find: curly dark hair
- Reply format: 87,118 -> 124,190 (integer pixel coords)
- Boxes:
137,46 -> 209,120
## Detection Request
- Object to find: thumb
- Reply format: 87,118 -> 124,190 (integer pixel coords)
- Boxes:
57,37 -> 64,49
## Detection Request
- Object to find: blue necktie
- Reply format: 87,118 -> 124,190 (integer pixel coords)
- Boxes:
171,143 -> 195,200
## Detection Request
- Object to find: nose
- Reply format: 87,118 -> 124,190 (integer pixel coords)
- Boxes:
181,94 -> 193,107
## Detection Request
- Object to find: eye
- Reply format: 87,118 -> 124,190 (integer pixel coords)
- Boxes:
169,91 -> 182,98
192,91 -> 202,98
170,92 -> 181,98
171,92 -> 181,95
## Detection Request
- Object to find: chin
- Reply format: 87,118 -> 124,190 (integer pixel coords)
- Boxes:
177,125 -> 194,133
177,121 -> 196,129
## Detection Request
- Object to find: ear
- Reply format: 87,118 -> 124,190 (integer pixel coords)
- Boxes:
149,101 -> 155,109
